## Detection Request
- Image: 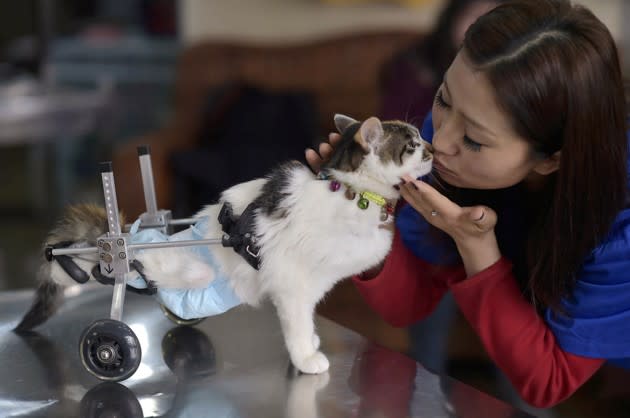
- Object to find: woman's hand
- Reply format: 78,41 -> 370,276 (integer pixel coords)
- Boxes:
399,175 -> 501,276
305,133 -> 343,173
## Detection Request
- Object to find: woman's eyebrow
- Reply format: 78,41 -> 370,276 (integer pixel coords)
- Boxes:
443,75 -> 496,140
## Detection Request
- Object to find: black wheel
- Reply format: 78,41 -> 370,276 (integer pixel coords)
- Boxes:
79,382 -> 143,418
159,303 -> 205,326
79,319 -> 142,382
162,326 -> 216,379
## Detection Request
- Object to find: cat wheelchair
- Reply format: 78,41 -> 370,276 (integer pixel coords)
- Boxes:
47,146 -> 226,382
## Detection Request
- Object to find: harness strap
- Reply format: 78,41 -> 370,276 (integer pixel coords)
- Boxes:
218,202 -> 261,270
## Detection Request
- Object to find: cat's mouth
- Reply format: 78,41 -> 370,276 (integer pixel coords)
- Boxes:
421,141 -> 434,161
421,147 -> 433,162
407,146 -> 434,180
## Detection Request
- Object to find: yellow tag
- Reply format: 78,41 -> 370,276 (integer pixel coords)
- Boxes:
360,191 -> 386,207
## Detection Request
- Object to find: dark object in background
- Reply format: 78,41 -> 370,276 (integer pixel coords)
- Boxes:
170,84 -> 319,217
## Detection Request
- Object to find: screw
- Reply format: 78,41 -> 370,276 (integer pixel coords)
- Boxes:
117,239 -> 124,246
102,242 -> 112,252
119,252 -> 126,259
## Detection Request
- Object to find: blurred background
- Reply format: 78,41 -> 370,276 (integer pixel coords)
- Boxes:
0,1 -> 628,416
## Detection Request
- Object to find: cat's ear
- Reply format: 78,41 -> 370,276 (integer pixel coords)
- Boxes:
356,117 -> 384,152
334,114 -> 359,134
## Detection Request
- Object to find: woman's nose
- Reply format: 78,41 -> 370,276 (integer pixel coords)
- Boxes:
432,118 -> 460,156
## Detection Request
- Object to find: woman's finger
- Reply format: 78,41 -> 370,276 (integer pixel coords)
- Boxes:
401,176 -> 460,219
305,148 -> 324,173
306,133 -> 342,173
469,206 -> 485,222
329,132 -> 343,146
318,142 -> 335,160
399,184 -> 433,219
468,205 -> 497,232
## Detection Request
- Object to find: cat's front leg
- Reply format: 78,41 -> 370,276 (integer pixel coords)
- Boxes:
272,293 -> 329,374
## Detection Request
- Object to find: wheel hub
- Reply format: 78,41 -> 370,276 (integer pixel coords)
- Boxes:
97,345 -> 118,364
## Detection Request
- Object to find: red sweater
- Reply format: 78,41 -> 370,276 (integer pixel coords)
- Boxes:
352,229 -> 604,408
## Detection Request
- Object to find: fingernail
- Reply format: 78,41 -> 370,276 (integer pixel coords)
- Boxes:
328,133 -> 336,141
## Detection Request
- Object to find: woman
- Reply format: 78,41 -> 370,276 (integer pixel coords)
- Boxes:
307,0 -> 629,408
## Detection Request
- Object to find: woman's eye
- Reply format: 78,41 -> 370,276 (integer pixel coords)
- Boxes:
434,90 -> 450,108
463,135 -> 482,152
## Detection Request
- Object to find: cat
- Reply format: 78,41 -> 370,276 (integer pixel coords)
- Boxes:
15,114 -> 433,374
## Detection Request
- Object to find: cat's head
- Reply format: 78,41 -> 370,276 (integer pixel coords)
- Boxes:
323,114 -> 433,195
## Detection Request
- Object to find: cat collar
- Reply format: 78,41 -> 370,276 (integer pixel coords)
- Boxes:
317,172 -> 395,221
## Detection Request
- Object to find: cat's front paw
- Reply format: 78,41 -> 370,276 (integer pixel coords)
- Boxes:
312,334 -> 320,351
293,351 -> 330,374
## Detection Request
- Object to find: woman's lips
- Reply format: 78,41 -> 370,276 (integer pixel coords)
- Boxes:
433,160 -> 456,177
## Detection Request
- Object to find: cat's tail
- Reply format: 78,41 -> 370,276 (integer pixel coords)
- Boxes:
14,204 -> 114,332
14,279 -> 63,332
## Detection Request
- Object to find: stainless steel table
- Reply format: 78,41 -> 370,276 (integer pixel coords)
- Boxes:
0,285 -> 533,417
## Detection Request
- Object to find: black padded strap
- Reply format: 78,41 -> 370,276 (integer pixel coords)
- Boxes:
90,262 -> 157,296
218,202 -> 261,270
46,242 -> 89,284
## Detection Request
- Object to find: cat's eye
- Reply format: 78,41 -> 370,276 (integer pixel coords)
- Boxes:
405,141 -> 421,154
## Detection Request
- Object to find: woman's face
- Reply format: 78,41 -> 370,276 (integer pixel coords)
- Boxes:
430,52 -> 550,189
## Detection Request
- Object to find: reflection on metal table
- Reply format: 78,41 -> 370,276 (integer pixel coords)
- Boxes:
0,285 -> 534,418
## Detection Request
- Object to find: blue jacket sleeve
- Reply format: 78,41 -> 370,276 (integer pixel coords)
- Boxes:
545,209 -> 630,368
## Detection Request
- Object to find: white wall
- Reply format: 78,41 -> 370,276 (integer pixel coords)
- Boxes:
178,0 -> 443,45
179,0 -> 627,45
178,0 -> 630,70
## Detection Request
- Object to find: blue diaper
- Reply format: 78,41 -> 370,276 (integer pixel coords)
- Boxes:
127,218 -> 242,319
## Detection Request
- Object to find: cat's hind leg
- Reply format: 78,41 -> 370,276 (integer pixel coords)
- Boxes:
135,247 -> 217,289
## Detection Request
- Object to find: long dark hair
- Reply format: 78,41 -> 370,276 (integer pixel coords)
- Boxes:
461,0 -> 628,310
